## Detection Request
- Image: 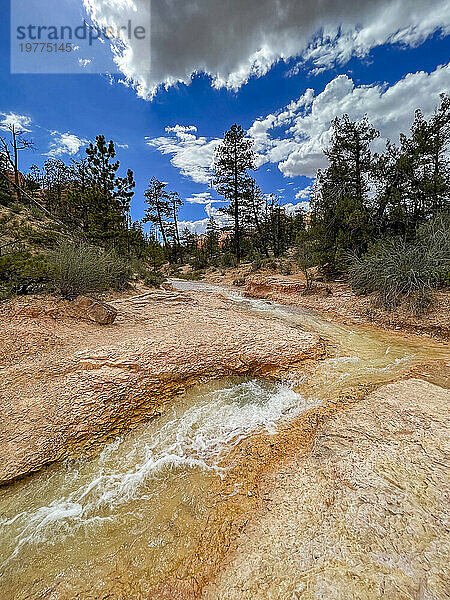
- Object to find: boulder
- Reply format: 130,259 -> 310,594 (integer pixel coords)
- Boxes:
72,296 -> 118,325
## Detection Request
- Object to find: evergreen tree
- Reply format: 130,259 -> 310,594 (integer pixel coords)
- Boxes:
245,178 -> 270,257
168,191 -> 183,261
42,159 -> 70,214
266,196 -> 292,258
143,177 -> 171,250
67,158 -> 91,232
84,135 -> 135,245
213,124 -> 256,262
398,94 -> 450,226
205,217 -> 220,259
312,115 -> 379,269
0,153 -> 14,206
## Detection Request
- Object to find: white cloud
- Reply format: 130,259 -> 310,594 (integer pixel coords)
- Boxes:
277,64 -> 450,177
282,201 -> 310,215
117,143 -> 129,149
178,202 -> 232,235
0,112 -> 32,132
185,191 -> 225,204
295,184 -> 313,200
47,131 -> 87,157
204,203 -> 232,226
149,64 -> 450,183
300,1 -> 450,73
145,125 -> 220,184
178,218 -> 210,235
83,0 -> 450,99
78,58 -> 92,68
166,125 -> 198,136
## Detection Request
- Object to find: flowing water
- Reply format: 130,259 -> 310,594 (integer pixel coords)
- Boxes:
0,282 -> 448,599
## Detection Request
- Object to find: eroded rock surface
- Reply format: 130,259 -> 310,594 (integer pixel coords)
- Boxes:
245,275 -> 450,340
72,295 -> 118,324
0,289 -> 322,484
204,379 -> 450,600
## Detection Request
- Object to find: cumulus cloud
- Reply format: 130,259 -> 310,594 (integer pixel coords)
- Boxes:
148,64 -> 450,182
277,64 -> 450,177
145,125 -> 220,183
83,0 -> 450,99
185,191 -> 225,204
178,218 -> 210,235
47,131 -> 87,157
179,203 -> 232,235
295,185 -> 313,200
0,112 -> 32,132
282,201 -> 310,215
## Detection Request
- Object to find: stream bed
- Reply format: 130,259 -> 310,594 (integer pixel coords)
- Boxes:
0,282 -> 447,599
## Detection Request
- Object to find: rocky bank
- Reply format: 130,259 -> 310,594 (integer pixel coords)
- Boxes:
0,287 -> 323,484
204,379 -> 450,600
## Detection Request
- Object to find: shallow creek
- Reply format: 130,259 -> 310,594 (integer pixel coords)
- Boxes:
0,282 -> 447,599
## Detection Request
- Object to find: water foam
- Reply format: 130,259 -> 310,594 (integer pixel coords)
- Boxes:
0,379 -> 317,563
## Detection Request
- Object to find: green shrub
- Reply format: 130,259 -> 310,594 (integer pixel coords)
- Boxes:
128,257 -> 150,279
261,257 -> 277,271
348,213 -> 450,312
48,241 -> 133,299
177,270 -> 203,281
20,225 -> 64,248
0,249 -> 49,298
144,270 -> 166,288
168,264 -> 182,276
250,255 -> 263,272
279,260 -> 294,276
218,252 -> 237,268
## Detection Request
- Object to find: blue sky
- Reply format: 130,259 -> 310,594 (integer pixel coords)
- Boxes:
1,0 -> 449,233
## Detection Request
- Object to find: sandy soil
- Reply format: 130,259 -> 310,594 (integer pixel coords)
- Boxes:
0,287 -> 322,484
204,379 -> 450,600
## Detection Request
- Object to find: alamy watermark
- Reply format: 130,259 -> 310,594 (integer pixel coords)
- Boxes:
10,0 -> 151,74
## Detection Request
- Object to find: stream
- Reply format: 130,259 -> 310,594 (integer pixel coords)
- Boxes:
0,281 -> 447,599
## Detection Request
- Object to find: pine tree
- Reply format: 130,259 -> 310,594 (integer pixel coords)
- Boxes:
398,94 -> 450,226
0,153 -> 14,206
213,124 -> 256,262
168,191 -> 183,261
245,178 -> 269,257
180,227 -> 198,260
205,217 -> 219,259
312,115 -> 379,269
42,159 -> 70,214
84,135 -> 135,245
428,94 -> 450,214
143,177 -> 171,250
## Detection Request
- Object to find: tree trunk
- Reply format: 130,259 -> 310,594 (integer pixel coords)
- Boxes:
172,202 -> 181,262
250,183 -> 269,257
156,203 -> 168,249
12,127 -> 21,201
233,142 -> 240,263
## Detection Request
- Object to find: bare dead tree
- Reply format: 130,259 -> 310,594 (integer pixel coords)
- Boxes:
0,124 -> 34,199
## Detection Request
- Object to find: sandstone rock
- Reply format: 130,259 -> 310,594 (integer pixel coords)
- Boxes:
205,380 -> 450,600
72,296 -> 118,325
0,290 -> 321,485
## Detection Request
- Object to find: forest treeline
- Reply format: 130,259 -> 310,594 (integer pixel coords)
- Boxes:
0,94 -> 449,310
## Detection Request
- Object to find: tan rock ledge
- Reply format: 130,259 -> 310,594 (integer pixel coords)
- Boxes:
204,379 -> 450,600
0,288 -> 323,485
